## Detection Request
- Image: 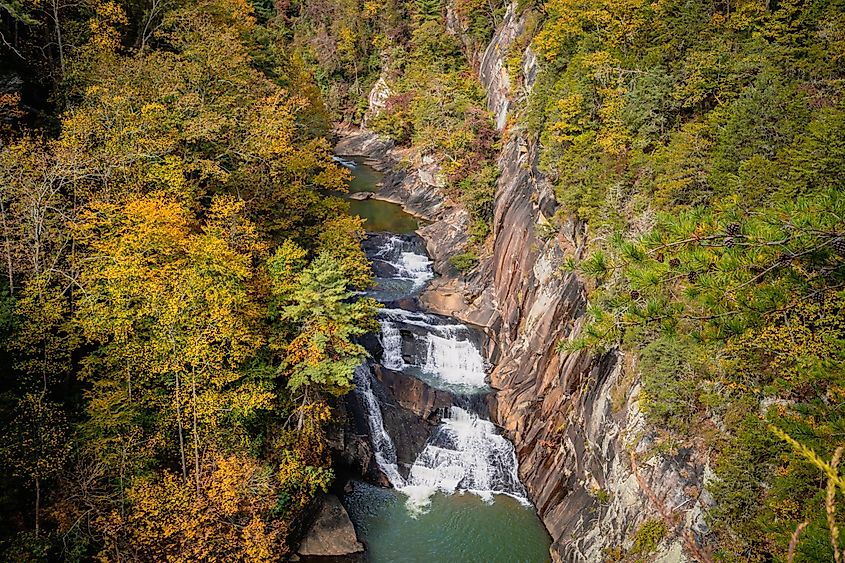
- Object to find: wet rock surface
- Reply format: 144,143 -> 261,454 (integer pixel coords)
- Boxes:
372,364 -> 453,422
368,367 -> 442,477
338,360 -> 442,480
329,393 -> 389,487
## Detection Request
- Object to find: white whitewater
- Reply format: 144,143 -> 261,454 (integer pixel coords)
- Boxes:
402,406 -> 529,514
375,235 -> 434,290
379,308 -> 488,389
422,332 -> 488,387
357,233 -> 530,517
333,155 -> 358,169
355,366 -> 528,515
353,364 -> 406,489
379,319 -> 405,370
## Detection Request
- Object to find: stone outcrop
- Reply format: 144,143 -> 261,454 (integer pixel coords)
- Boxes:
364,75 -> 392,126
297,494 -> 364,557
372,365 -> 453,422
330,392 -> 389,487
458,4 -> 712,561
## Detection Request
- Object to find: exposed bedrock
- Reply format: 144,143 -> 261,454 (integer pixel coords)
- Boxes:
336,5 -> 711,562
336,4 -> 711,559
336,359 -> 452,480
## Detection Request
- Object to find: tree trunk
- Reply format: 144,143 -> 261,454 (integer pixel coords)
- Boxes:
296,388 -> 309,431
34,477 -> 40,536
175,372 -> 187,480
191,366 -> 200,494
51,0 -> 65,78
0,195 -> 14,294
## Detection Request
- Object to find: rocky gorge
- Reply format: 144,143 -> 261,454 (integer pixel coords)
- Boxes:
332,3 -> 714,561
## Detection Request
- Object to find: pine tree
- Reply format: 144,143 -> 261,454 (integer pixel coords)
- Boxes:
273,251 -> 378,398
414,0 -> 442,24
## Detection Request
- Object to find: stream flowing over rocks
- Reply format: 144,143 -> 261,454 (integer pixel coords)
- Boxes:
351,231 -> 530,513
326,154 -> 552,561
333,4 -> 713,561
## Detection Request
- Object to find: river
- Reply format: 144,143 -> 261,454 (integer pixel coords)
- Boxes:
336,155 -> 552,562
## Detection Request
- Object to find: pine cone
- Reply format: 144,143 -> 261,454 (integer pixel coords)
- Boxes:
687,271 -> 698,283
724,237 -> 735,248
630,290 -> 641,300
726,223 -> 741,236
669,257 -> 681,268
832,237 -> 845,257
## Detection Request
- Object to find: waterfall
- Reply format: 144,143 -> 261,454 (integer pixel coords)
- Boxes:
421,332 -> 488,387
403,406 -> 529,514
355,232 -> 531,517
364,234 -> 434,303
354,364 -> 529,516
379,319 -> 405,370
353,364 -> 406,489
379,308 -> 488,390
395,251 -> 434,290
373,235 -> 434,290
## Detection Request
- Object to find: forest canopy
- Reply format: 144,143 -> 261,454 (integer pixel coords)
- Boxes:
2,0 -> 845,561
0,0 -> 376,559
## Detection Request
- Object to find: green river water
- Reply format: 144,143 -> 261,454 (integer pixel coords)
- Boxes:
340,156 -> 419,233
344,482 -> 552,563
337,155 -> 552,562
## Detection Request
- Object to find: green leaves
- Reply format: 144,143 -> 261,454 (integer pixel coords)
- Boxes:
580,249 -> 611,280
574,187 -> 845,559
579,188 -> 845,350
272,250 -> 378,396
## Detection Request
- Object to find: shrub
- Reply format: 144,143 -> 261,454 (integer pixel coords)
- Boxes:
630,518 -> 667,555
637,337 -> 699,433
449,251 -> 479,273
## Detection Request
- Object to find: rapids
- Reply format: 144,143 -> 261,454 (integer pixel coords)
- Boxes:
337,155 -> 551,562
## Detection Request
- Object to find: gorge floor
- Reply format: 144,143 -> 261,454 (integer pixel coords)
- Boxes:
337,156 -> 552,562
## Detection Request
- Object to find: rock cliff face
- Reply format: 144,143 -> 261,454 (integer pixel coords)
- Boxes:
452,4 -> 711,561
340,2 -> 712,561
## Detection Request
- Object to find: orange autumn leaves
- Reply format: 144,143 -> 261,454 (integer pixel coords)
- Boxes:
98,455 -> 289,562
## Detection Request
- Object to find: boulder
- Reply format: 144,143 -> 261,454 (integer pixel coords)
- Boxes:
370,258 -> 398,278
297,494 -> 364,557
373,364 -> 453,422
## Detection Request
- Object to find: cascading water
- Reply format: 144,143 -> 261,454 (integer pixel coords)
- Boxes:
421,333 -> 488,387
378,319 -> 404,370
363,234 -> 434,301
375,235 -> 434,291
353,364 -> 406,489
401,406 -> 529,514
358,233 -> 529,516
379,307 -> 488,391
333,155 -> 358,169
340,156 -> 551,562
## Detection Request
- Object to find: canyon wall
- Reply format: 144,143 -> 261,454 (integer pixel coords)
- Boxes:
339,5 -> 712,559
465,5 -> 711,561
356,5 -> 709,562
